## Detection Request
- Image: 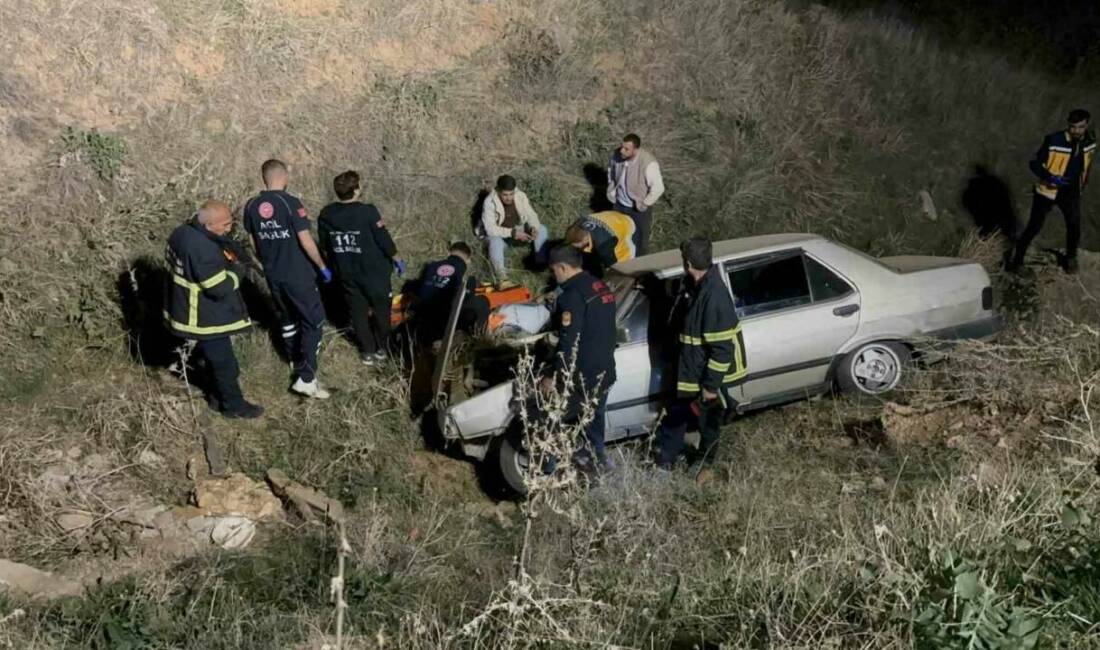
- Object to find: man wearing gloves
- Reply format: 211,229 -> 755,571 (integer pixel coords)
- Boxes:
243,158 -> 332,398
319,170 -> 403,366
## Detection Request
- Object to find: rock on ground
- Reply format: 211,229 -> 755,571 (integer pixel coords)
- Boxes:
193,472 -> 283,520
0,559 -> 82,599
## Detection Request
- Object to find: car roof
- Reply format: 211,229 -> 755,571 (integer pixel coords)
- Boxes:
613,233 -> 824,276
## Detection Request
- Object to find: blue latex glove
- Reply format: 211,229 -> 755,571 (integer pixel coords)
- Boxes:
394,258 -> 406,277
1050,175 -> 1069,187
320,267 -> 333,283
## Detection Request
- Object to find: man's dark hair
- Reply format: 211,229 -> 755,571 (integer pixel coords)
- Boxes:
333,170 -> 360,200
549,244 -> 583,269
680,237 -> 713,271
496,175 -> 517,192
1069,108 -> 1091,124
261,158 -> 287,184
449,241 -> 473,257
623,133 -> 642,148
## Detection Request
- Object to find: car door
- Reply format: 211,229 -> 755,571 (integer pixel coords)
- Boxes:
725,250 -> 861,407
605,274 -> 684,439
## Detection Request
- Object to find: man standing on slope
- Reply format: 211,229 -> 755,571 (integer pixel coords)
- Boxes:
540,245 -> 618,469
165,200 -> 263,419
318,170 -> 402,367
1009,108 -> 1095,274
657,237 -> 747,481
243,159 -> 332,399
606,133 -> 664,256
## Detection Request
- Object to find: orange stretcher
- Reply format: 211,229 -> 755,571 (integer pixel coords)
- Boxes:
389,283 -> 533,328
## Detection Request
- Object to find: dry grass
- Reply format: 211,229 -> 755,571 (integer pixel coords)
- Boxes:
1,0 -> 1100,647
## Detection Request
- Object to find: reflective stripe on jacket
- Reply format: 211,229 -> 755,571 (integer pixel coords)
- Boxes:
676,266 -> 747,396
1032,130 -> 1096,199
164,220 -> 251,340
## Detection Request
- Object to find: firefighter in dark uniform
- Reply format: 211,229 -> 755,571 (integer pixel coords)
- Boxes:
165,200 -> 263,419
414,241 -> 491,343
318,170 -> 403,366
1010,108 -> 1096,274
657,237 -> 748,477
243,159 -> 332,399
564,210 -> 637,277
540,245 -> 618,467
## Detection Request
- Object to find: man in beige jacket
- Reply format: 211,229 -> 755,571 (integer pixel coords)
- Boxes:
606,133 -> 664,255
481,174 -> 549,277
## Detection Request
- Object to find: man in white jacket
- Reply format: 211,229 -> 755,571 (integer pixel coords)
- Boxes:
606,133 -> 664,255
481,174 -> 549,278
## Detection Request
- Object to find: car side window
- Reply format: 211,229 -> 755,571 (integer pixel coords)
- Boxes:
805,257 -> 853,302
615,289 -> 650,344
727,254 -> 811,317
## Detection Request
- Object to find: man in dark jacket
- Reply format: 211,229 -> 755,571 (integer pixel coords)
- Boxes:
540,245 -> 618,467
243,159 -> 332,398
165,200 -> 262,419
657,237 -> 747,476
318,170 -> 402,366
414,241 -> 490,343
1009,108 -> 1096,274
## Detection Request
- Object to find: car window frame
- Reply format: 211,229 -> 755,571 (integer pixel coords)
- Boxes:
721,248 -> 858,320
723,249 -> 813,318
802,253 -> 856,304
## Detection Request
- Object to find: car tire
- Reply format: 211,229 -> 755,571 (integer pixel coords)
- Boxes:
492,436 -> 529,496
836,341 -> 910,396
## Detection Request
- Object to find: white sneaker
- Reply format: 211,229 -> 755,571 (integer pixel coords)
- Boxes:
291,378 -> 330,399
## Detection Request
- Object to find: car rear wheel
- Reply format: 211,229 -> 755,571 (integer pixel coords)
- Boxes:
493,436 -> 529,496
836,341 -> 910,396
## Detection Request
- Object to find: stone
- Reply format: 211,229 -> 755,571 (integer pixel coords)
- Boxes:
113,505 -> 169,528
0,559 -> 82,599
66,446 -> 83,460
919,189 -> 938,222
208,516 -> 256,549
56,512 -> 94,532
137,449 -> 164,466
193,473 -> 282,520
266,469 -> 344,523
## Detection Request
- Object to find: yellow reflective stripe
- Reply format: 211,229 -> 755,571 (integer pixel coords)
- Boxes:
707,359 -> 730,372
164,311 -> 251,336
228,271 -> 240,290
723,369 -> 748,383
679,334 -> 703,345
197,270 -> 228,289
173,274 -> 196,289
677,381 -> 700,392
189,286 -> 199,326
703,325 -> 742,343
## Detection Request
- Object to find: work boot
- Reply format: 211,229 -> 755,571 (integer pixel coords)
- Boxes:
291,378 -> 331,399
1065,257 -> 1079,274
223,401 -> 264,419
361,354 -> 375,367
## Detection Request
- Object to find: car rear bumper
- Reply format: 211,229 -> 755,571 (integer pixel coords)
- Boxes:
926,314 -> 1002,342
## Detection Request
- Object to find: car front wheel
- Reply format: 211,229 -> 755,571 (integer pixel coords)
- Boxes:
836,341 -> 910,396
492,436 -> 529,496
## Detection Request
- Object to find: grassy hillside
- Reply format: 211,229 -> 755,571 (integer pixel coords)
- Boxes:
1,0 -> 1099,647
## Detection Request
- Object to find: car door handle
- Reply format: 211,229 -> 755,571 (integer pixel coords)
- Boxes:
833,304 -> 860,317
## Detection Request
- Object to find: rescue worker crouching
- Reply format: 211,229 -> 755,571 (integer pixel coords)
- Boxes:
565,210 -> 637,277
540,245 -> 618,470
657,237 -> 747,478
413,241 -> 490,343
165,200 -> 263,419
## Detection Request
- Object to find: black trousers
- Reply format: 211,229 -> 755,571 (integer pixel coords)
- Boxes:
268,279 -> 325,382
1014,188 -> 1082,264
196,337 -> 245,413
458,294 -> 491,335
344,280 -> 391,356
616,202 -> 652,256
657,388 -> 734,468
